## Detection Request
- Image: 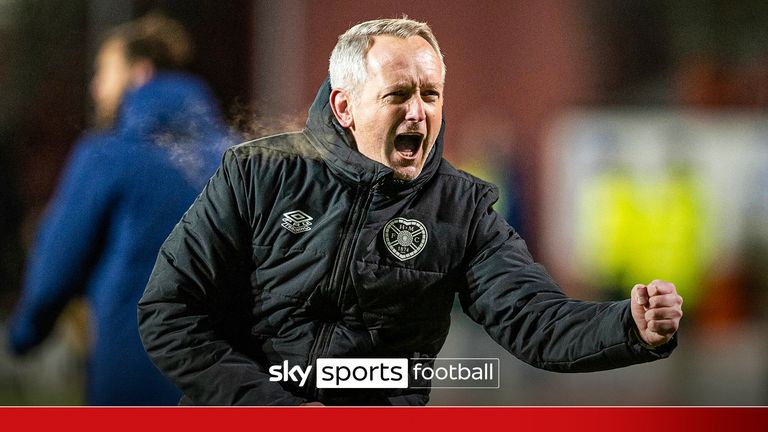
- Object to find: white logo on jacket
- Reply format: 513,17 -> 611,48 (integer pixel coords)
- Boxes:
282,210 -> 313,234
383,217 -> 428,261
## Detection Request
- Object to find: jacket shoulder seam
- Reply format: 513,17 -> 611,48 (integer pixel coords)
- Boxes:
435,164 -> 496,190
231,132 -> 319,160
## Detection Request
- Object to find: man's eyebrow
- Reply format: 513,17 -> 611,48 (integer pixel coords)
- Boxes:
382,81 -> 442,93
382,82 -> 413,92
420,82 -> 442,90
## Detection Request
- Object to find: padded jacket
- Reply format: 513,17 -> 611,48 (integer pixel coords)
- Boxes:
138,78 -> 675,406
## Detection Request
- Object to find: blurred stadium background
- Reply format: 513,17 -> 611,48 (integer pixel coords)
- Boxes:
1,0 -> 766,405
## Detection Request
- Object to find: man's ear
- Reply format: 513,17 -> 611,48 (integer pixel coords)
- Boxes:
129,59 -> 156,89
330,88 -> 354,128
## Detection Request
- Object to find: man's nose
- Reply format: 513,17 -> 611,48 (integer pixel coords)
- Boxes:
405,96 -> 426,122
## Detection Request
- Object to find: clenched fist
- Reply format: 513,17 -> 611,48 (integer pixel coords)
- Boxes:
631,280 -> 683,348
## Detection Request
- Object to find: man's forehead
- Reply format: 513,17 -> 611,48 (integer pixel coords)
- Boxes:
366,35 -> 443,79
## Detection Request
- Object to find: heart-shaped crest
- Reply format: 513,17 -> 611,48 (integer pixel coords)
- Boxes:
383,217 -> 428,261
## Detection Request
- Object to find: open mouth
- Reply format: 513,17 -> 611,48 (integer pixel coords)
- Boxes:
394,134 -> 423,158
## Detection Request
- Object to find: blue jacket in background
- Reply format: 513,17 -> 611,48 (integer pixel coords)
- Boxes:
7,72 -> 234,405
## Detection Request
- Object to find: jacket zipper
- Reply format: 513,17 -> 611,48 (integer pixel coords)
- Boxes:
304,180 -> 381,400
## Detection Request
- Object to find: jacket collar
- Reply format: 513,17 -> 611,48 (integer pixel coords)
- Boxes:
304,77 -> 445,190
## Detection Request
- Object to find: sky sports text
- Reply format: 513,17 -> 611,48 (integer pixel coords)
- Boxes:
267,358 -> 499,389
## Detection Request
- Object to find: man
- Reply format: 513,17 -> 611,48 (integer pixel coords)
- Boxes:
6,14 -> 231,405
138,18 -> 683,406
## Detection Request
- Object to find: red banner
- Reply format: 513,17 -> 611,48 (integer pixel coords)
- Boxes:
2,407 -> 766,431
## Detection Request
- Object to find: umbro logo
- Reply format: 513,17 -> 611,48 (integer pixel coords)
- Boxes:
383,217 -> 428,261
281,210 -> 313,234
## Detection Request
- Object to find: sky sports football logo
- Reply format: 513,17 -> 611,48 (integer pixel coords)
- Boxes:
268,358 -> 500,389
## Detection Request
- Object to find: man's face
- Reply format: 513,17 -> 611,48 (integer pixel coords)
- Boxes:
90,39 -> 132,128
347,35 -> 444,181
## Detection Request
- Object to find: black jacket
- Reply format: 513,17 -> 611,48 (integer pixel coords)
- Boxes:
138,78 -> 675,406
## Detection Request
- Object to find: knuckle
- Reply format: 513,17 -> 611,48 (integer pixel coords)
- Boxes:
654,295 -> 669,307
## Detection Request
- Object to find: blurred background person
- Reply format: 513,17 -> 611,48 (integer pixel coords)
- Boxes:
4,12 -> 232,405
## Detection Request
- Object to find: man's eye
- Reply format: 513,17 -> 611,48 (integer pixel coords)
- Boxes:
386,91 -> 407,99
422,91 -> 440,101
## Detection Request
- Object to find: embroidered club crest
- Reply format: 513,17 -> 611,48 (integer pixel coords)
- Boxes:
383,217 -> 428,261
282,210 -> 313,234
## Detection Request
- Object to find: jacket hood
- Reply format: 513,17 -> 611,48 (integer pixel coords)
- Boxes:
115,72 -> 233,188
117,72 -> 227,143
304,77 -> 445,189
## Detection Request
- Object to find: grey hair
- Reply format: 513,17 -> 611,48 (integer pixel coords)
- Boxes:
328,18 -> 446,95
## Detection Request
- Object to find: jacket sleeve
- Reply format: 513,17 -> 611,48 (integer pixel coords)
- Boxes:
137,148 -> 307,405
7,137 -> 113,355
459,186 -> 675,372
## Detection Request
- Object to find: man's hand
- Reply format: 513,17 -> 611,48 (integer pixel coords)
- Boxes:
631,280 -> 683,348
